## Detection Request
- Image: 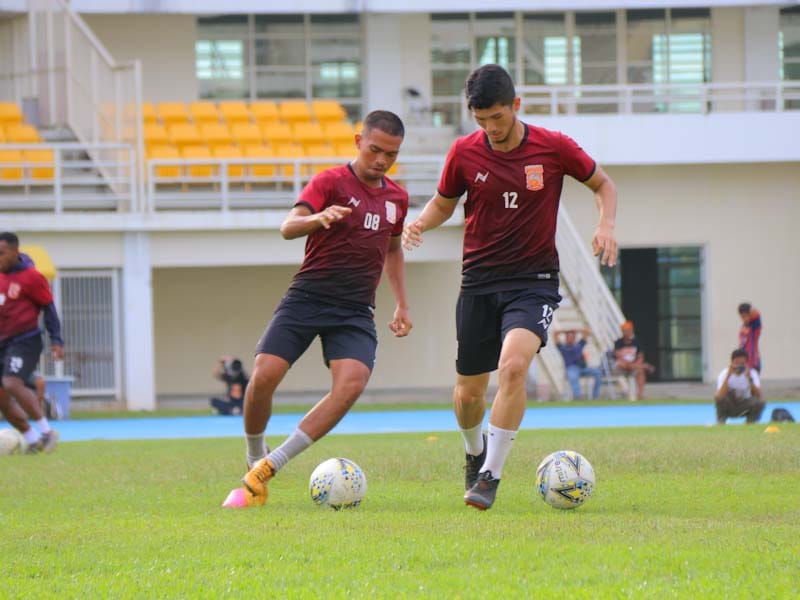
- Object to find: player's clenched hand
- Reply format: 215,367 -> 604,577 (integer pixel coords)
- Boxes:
388,306 -> 413,338
51,345 -> 64,361
317,205 -> 352,229
592,223 -> 617,267
402,220 -> 424,251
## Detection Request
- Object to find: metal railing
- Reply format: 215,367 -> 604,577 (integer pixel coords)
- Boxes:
537,205 -> 626,398
517,81 -> 800,116
0,142 -> 136,212
146,155 -> 445,211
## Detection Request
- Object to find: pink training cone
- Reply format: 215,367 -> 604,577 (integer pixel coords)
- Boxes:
222,487 -> 249,508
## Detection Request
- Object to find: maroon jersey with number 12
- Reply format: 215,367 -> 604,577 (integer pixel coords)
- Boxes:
437,123 -> 596,294
291,163 -> 408,307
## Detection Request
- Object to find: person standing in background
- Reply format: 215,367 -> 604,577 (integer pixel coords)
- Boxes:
737,303 -> 762,373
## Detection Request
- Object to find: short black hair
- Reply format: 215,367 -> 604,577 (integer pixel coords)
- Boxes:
0,232 -> 19,248
737,302 -> 752,314
363,110 -> 405,138
465,64 -> 516,110
731,348 -> 749,361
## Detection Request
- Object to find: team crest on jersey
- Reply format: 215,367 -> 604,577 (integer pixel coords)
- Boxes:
385,201 -> 397,224
525,165 -> 544,191
7,282 -> 20,299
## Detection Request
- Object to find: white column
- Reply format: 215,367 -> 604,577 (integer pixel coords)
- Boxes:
743,6 -> 780,81
363,14 -> 432,121
122,232 -> 156,410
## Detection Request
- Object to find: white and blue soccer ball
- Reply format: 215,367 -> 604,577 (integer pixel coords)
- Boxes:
535,450 -> 595,510
309,457 -> 367,510
0,428 -> 26,455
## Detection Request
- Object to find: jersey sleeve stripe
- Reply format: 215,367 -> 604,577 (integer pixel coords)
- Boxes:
294,200 -> 316,213
580,161 -> 597,183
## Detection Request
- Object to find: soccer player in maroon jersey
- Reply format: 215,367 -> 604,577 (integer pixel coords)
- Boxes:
0,232 -> 64,453
403,64 -> 618,510
223,110 -> 412,508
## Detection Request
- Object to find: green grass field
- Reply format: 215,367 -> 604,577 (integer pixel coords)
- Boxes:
2,424 -> 799,598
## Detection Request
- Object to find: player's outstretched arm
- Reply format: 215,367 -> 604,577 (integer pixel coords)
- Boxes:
583,166 -> 618,267
280,204 -> 352,240
402,192 -> 459,251
385,236 -> 412,338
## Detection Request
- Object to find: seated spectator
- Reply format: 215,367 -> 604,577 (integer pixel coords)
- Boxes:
714,348 -> 764,425
210,357 -> 248,416
613,321 -> 655,401
556,328 -> 603,400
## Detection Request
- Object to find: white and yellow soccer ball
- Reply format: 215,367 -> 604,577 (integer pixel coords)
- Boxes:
309,457 -> 367,510
0,428 -> 26,455
535,450 -> 595,510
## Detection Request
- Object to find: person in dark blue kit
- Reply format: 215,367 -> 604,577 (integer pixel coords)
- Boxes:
556,328 -> 603,400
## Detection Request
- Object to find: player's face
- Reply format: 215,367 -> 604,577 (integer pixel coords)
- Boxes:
471,98 -> 521,145
0,241 -> 18,273
354,128 -> 403,182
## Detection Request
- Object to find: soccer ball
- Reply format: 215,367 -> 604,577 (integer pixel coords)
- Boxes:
309,457 -> 367,510
535,450 -> 595,510
0,428 -> 25,455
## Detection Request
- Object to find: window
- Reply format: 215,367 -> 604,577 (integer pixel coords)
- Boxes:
780,7 -> 800,109
196,14 -> 362,118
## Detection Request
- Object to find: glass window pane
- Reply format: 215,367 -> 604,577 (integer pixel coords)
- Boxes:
198,15 -> 248,36
433,68 -> 470,97
254,14 -> 304,35
255,38 -> 305,67
522,13 -> 566,85
658,289 -> 701,318
311,38 -> 360,65
196,40 -> 246,80
627,9 -> 666,84
310,14 -> 360,36
431,15 -> 471,66
255,71 -> 306,98
576,12 -> 617,83
659,318 -> 701,348
198,78 -> 249,99
312,64 -> 361,98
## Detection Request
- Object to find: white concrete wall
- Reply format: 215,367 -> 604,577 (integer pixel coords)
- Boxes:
152,261 -> 461,396
363,13 -> 432,123
562,162 -> 800,382
81,14 -> 197,102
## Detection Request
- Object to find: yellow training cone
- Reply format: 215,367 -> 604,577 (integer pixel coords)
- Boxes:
764,425 -> 780,433
426,435 -> 439,442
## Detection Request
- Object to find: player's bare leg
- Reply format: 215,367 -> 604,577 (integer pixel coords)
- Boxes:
0,388 -> 31,434
228,358 -> 370,508
453,373 -> 489,489
2,375 -> 57,452
243,353 -> 290,467
465,328 -> 540,510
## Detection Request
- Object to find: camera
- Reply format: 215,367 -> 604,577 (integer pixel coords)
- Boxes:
734,365 -> 746,374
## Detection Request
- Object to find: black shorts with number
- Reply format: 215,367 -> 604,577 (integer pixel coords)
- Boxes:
456,281 -> 562,376
0,334 -> 43,385
256,289 -> 378,371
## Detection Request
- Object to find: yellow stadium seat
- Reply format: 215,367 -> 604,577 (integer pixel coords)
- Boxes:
158,102 -> 190,125
305,143 -> 337,174
199,122 -> 232,147
0,128 -> 5,143
147,145 -> 181,178
312,100 -> 347,123
0,102 -> 23,125
141,102 -> 158,124
230,123 -> 263,146
293,122 -> 326,146
0,149 -> 23,180
218,101 -> 251,124
278,100 -> 312,124
212,145 -> 244,178
168,123 -> 202,147
243,145 -> 275,178
5,124 -> 41,143
144,123 -> 169,147
261,122 -> 293,146
276,143 -> 306,177
249,101 -> 279,123
334,143 -> 355,158
181,145 -> 214,178
23,149 -> 54,180
323,122 -> 356,145
189,101 -> 220,124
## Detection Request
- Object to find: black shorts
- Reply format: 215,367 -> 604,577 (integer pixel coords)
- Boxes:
456,282 -> 561,376
0,334 -> 43,385
256,290 -> 378,371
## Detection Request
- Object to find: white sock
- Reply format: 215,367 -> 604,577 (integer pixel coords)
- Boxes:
22,427 -> 40,445
35,418 -> 52,435
460,423 -> 484,456
245,433 -> 267,467
268,428 -> 313,473
479,424 -> 518,479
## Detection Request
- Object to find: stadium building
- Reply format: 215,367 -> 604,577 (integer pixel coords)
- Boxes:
1,0 -> 798,409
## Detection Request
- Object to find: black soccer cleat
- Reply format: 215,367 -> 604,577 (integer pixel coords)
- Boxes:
464,470 -> 500,511
464,433 -> 487,491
